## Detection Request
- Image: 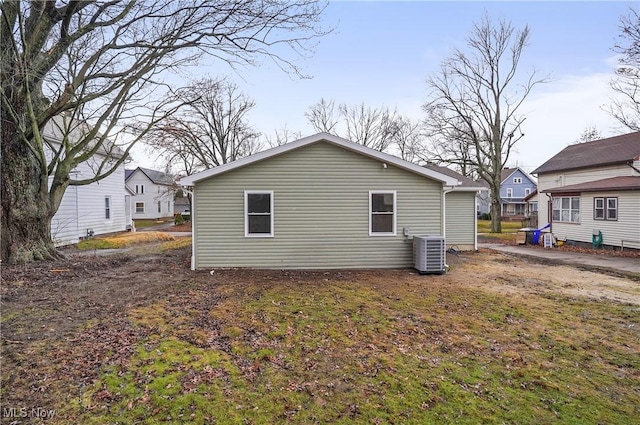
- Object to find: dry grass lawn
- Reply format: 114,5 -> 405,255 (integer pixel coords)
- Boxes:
1,246 -> 638,424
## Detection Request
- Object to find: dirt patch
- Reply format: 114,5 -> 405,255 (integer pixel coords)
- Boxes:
465,250 -> 640,305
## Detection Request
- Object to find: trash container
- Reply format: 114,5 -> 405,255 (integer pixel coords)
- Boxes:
519,228 -> 534,245
532,230 -> 541,245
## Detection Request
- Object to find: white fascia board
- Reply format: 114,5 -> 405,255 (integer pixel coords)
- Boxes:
448,186 -> 487,192
179,132 -> 461,187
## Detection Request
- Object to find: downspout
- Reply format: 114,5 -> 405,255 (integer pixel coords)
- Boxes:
474,189 -> 480,251
545,193 -> 553,234
182,186 -> 196,271
627,160 -> 640,175
442,187 -> 455,242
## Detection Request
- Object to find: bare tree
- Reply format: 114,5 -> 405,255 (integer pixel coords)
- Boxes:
423,15 -> 548,232
147,78 -> 262,175
387,115 -> 427,163
306,98 -> 340,134
305,99 -> 399,152
264,126 -> 303,148
573,125 -> 603,144
340,103 -> 399,152
608,7 -> 640,132
0,0 -> 328,263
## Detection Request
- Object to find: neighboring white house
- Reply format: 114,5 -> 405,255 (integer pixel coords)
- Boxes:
180,133 -> 483,270
46,118 -> 132,246
125,167 -> 175,220
532,132 -> 640,250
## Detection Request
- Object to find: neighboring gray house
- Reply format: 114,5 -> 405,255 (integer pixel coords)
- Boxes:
532,132 -> 640,250
180,133 -> 483,270
125,167 -> 175,220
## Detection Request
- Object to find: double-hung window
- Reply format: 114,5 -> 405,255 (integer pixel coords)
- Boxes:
370,191 -> 396,236
245,191 -> 273,237
552,196 -> 580,223
594,197 -> 617,221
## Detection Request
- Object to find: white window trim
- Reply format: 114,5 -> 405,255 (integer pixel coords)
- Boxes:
104,196 -> 112,221
244,190 -> 274,238
369,190 -> 397,236
525,188 -> 531,196
135,202 -> 145,214
552,196 -> 580,223
513,177 -> 522,184
507,188 -> 513,198
606,197 -> 618,221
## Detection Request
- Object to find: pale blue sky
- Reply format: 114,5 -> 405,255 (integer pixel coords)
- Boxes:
134,1 -> 637,174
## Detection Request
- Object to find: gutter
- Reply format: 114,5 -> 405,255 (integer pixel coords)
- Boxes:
628,160 -> 640,175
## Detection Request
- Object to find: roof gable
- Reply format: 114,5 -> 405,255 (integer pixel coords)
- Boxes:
180,133 -> 461,187
422,164 -> 488,191
125,167 -> 174,185
500,167 -> 536,185
532,132 -> 640,175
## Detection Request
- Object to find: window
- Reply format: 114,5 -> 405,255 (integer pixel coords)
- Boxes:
158,201 -> 161,213
552,196 -> 580,223
245,191 -> 273,237
370,191 -> 396,236
135,184 -> 144,194
506,188 -> 513,198
136,202 -> 145,213
607,198 -> 618,220
167,201 -> 171,212
104,197 -> 111,219
525,188 -> 531,196
513,177 -> 522,184
594,197 -> 617,221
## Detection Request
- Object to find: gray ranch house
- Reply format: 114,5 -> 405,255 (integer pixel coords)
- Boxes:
180,133 -> 482,270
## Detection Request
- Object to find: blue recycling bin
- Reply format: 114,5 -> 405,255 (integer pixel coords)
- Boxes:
532,230 -> 541,245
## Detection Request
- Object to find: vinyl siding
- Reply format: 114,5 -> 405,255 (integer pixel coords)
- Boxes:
537,164 -> 638,231
445,192 -> 476,250
538,165 -> 638,235
127,171 -> 174,219
552,191 -> 640,249
50,160 -> 128,246
194,142 -> 444,269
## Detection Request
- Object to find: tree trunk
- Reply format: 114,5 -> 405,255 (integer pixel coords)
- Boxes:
1,119 -> 59,264
490,179 -> 502,233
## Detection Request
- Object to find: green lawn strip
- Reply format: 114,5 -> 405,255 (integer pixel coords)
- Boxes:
63,281 -> 638,424
478,220 -> 525,233
76,238 -> 119,250
133,219 -> 172,229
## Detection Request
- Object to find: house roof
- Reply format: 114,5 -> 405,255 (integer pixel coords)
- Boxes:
541,176 -> 640,194
422,163 -> 488,191
523,189 -> 538,202
532,132 -> 640,175
500,167 -> 536,185
43,115 -> 126,159
125,167 -> 174,186
180,133 -> 461,187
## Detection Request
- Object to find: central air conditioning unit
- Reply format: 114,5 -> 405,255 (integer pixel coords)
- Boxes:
413,235 -> 446,274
